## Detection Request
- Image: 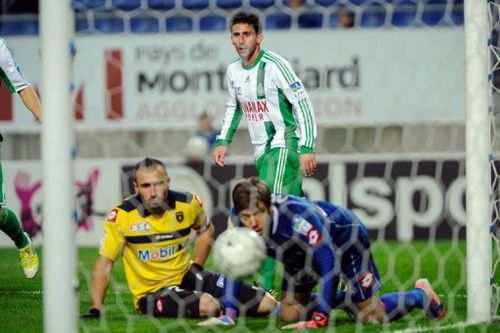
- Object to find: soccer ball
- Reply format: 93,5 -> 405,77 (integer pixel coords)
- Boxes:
212,227 -> 266,280
185,136 -> 209,161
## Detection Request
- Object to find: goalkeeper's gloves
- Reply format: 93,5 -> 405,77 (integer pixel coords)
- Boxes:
80,308 -> 101,319
197,315 -> 235,327
281,311 -> 329,329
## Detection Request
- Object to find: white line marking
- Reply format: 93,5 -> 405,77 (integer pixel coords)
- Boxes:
0,290 -> 43,294
393,320 -> 491,333
0,290 -> 130,295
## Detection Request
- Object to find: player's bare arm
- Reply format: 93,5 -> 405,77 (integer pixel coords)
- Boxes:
18,86 -> 41,122
193,212 -> 214,265
90,255 -> 114,310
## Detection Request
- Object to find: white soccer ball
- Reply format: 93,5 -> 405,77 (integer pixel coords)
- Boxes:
212,227 -> 266,280
185,136 -> 209,161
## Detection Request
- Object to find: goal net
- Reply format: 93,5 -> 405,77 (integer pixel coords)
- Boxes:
489,0 -> 500,321
0,0 -> 497,331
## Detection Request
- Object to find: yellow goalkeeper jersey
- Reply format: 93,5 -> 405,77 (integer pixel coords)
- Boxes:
99,190 -> 207,308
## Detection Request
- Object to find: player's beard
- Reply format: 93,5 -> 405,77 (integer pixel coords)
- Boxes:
239,44 -> 259,65
145,198 -> 166,216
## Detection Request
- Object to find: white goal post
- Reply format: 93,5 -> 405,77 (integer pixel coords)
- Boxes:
465,0 -> 492,323
40,0 -> 77,332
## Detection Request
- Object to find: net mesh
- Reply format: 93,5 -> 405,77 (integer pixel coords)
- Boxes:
2,0 -> 498,332
490,0 -> 500,321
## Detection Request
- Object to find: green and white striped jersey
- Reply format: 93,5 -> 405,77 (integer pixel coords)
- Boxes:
216,49 -> 317,159
0,37 -> 30,94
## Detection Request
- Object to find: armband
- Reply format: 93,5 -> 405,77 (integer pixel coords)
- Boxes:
196,216 -> 211,235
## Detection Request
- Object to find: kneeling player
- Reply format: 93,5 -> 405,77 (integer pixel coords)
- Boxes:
206,177 -> 446,328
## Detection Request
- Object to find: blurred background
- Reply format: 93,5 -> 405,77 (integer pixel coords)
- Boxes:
0,0 -> 467,161
0,0 -> 473,243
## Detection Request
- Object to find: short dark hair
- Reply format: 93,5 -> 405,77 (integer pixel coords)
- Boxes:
232,177 -> 271,213
134,157 -> 166,178
231,11 -> 261,34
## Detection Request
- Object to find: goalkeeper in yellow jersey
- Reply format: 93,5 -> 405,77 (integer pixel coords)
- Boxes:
82,157 -> 276,319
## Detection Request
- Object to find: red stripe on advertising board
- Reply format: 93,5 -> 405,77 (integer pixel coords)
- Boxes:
74,85 -> 84,120
105,49 -> 123,120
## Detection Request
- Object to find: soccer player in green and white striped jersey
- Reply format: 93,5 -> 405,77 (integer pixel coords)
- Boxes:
214,12 -> 317,195
0,36 -> 41,279
213,12 -> 317,291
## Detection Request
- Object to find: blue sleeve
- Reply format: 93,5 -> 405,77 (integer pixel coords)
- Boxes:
285,200 -> 339,315
311,242 -> 338,315
229,207 -> 241,227
222,277 -> 242,312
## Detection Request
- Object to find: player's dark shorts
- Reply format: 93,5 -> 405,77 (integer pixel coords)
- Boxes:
137,263 -> 266,318
282,223 -> 381,304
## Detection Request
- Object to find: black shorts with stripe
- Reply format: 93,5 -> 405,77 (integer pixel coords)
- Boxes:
137,263 -> 266,318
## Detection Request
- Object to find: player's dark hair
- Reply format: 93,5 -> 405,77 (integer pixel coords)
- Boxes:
134,157 -> 166,177
232,177 -> 271,212
231,11 -> 261,34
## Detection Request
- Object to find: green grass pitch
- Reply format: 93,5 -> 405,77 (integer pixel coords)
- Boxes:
0,241 -> 499,332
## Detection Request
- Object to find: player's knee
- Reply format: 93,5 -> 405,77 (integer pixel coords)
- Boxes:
355,297 -> 387,324
257,292 -> 277,315
359,312 -> 385,324
279,303 -> 301,322
198,293 -> 220,317
0,207 -> 4,221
